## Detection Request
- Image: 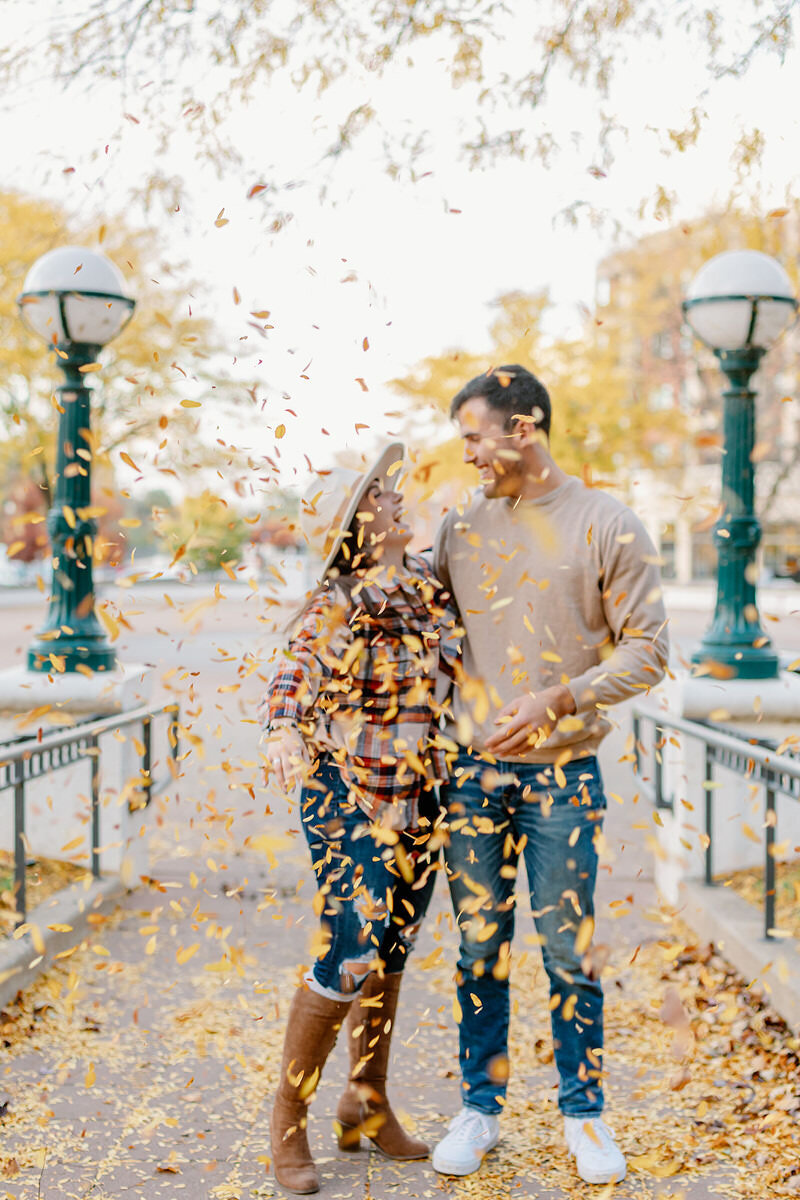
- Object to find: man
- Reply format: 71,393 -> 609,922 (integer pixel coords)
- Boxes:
431,365 -> 668,1185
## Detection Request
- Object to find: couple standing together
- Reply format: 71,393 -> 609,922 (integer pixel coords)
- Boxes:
261,365 -> 669,1192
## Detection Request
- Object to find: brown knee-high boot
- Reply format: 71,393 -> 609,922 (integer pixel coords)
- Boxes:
271,985 -> 352,1194
335,971 -> 428,1159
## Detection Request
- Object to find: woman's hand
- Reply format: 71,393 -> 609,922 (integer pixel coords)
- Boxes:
264,726 -> 310,791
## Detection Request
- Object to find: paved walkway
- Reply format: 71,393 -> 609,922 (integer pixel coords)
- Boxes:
0,680 -> 797,1198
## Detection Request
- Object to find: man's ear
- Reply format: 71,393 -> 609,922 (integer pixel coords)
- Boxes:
510,413 -> 547,447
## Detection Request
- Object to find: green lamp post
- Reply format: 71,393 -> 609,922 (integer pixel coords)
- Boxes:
18,246 -> 135,674
683,249 -> 797,680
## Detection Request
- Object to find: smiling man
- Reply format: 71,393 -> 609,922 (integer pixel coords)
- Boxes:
431,364 -> 669,1185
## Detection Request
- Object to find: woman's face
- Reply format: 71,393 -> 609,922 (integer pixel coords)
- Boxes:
357,480 -> 411,550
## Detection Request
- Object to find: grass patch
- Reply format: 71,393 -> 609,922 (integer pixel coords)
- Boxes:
0,851 -> 89,935
723,858 -> 800,938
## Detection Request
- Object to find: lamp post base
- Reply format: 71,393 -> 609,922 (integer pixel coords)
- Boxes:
691,641 -> 781,681
27,640 -> 118,675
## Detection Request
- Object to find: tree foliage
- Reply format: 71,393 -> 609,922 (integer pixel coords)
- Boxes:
2,2 -> 797,216
595,204 -> 800,518
393,288 -> 684,500
0,189 -> 244,558
155,489 -> 249,574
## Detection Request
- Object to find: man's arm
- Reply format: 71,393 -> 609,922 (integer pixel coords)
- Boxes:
485,507 -> 668,756
566,509 -> 669,714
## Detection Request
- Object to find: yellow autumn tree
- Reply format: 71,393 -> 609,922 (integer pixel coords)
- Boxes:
594,204 -> 800,519
392,289 -> 681,506
0,189 -> 248,557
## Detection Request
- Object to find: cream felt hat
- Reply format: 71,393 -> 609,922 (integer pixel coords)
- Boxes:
300,442 -> 405,581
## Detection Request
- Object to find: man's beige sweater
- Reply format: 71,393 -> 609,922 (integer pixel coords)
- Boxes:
433,476 -> 669,762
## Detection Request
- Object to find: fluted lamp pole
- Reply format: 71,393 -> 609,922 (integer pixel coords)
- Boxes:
682,249 -> 797,680
17,247 -> 135,674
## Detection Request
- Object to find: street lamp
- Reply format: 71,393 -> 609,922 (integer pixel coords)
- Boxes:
18,246 -> 135,674
683,249 -> 797,680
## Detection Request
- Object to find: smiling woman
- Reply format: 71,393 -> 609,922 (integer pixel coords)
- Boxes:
258,442 -> 461,1193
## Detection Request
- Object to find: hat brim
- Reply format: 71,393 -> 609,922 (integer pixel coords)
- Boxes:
318,441 -> 405,580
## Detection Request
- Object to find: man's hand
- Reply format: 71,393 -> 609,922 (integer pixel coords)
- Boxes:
484,685 -> 576,757
264,726 -> 310,791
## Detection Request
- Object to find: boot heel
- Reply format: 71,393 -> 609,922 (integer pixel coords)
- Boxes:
336,1121 -> 362,1152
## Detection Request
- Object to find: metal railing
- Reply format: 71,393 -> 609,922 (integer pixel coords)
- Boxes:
0,703 -> 179,922
632,704 -> 800,939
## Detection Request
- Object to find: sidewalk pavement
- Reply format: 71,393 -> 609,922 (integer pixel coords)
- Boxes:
0,702 -> 795,1199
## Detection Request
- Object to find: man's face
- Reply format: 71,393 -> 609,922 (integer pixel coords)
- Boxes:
456,396 -> 525,498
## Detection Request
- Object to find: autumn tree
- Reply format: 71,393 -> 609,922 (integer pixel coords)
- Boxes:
1,3 -> 796,221
0,189 -> 248,561
392,288 -> 684,505
594,204 -> 800,519
154,490 -> 249,575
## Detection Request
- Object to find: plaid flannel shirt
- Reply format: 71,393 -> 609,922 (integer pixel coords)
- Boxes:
260,553 -> 461,829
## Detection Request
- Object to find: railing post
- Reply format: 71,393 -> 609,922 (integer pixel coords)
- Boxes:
141,716 -> 152,808
169,708 -> 180,766
13,759 -> 26,923
90,734 -> 100,879
704,744 -> 714,886
632,713 -> 641,775
764,773 -> 776,938
654,724 -> 664,808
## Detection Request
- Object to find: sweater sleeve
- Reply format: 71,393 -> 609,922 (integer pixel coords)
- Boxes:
259,587 -> 352,728
566,508 -> 669,714
432,514 -> 453,592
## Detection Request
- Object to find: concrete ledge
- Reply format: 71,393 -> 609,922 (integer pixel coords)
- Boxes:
681,877 -> 800,1035
0,875 -> 126,1009
0,662 -> 153,718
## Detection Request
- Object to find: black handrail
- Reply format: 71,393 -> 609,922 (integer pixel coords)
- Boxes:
632,704 -> 800,940
0,703 -> 179,922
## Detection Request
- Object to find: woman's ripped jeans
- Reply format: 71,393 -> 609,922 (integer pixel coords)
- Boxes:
299,756 -> 439,1000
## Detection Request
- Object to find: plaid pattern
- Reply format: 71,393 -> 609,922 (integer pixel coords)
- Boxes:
261,554 -> 461,828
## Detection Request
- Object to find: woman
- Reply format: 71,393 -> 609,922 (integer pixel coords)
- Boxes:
261,443 -> 460,1194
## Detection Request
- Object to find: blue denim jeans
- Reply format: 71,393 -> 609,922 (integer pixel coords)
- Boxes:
300,756 -> 439,998
442,749 -> 606,1117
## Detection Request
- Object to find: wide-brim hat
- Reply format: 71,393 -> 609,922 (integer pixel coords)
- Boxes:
300,442 -> 405,582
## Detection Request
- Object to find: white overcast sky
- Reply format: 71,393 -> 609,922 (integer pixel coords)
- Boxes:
4,3 -> 800,496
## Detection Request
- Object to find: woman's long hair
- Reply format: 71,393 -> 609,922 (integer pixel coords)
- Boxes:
282,513 -> 379,635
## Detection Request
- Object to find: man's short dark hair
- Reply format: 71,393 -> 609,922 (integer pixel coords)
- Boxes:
449,365 -> 551,436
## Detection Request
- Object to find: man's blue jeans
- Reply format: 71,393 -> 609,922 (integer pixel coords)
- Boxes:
442,749 -> 606,1117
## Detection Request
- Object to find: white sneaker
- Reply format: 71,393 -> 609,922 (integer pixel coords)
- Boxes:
564,1116 -> 626,1184
432,1107 -> 500,1176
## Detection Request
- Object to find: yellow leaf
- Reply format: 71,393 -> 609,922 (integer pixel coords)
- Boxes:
177,944 -> 200,965
60,836 -> 84,852
180,399 -> 202,408
120,451 -> 141,472
96,606 -> 120,642
275,423 -> 286,438
85,1062 -> 96,1086
574,916 -> 594,955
